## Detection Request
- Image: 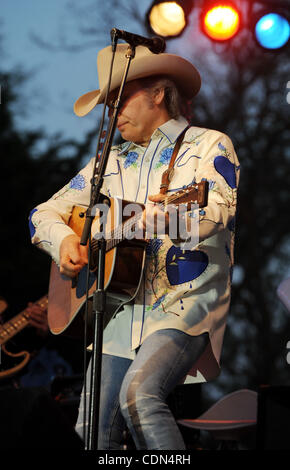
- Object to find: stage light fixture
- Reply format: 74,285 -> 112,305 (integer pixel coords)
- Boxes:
201,2 -> 241,41
146,1 -> 193,38
254,12 -> 290,50
145,0 -> 290,51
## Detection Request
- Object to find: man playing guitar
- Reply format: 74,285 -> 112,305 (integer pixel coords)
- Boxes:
30,43 -> 240,450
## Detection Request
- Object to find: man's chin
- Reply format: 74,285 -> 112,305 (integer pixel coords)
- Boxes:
120,129 -> 134,142
119,127 -> 142,145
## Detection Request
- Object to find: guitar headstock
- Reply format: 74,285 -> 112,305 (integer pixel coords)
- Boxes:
171,180 -> 209,209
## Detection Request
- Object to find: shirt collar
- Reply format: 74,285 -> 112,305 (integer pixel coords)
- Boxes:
155,116 -> 189,144
117,116 -> 189,155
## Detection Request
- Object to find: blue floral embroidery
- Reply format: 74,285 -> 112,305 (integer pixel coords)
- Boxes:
208,180 -> 216,190
155,148 -> 173,168
124,151 -> 139,169
69,174 -> 86,191
166,247 -> 209,285
146,238 -> 163,256
160,148 -> 173,164
152,294 -> 166,310
29,208 -> 38,237
214,142 -> 238,189
218,142 -> 226,152
214,155 -> 237,189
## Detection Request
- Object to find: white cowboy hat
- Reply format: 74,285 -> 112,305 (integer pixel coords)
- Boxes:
74,43 -> 201,117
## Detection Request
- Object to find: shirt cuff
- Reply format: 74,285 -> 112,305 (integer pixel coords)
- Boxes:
49,222 -> 76,265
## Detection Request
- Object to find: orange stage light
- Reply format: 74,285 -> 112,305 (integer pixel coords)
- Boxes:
203,4 -> 240,41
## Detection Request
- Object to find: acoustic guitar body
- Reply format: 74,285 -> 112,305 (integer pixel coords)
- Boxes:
48,200 -> 146,338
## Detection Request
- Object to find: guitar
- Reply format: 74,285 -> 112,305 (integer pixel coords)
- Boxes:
0,295 -> 48,379
48,180 -> 209,338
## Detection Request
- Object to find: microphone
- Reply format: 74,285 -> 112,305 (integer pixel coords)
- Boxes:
111,28 -> 166,54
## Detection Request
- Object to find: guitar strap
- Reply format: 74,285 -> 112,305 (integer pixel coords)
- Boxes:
159,126 -> 189,195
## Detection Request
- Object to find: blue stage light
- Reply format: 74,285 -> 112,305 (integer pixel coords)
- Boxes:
255,13 -> 290,49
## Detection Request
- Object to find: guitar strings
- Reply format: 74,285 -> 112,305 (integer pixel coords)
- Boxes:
90,185 -> 200,253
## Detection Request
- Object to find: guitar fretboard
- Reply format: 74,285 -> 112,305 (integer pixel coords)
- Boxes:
90,188 -> 195,253
88,181 -> 207,256
0,296 -> 48,345
91,209 -> 143,253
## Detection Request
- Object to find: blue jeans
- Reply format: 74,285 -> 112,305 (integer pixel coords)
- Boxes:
75,329 -> 208,450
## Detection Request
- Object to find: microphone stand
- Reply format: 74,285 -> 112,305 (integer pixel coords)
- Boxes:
80,43 -> 136,450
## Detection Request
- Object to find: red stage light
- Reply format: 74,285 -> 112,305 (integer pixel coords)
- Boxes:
202,4 -> 241,41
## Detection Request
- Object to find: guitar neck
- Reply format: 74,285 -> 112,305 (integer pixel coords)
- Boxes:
89,180 -> 208,254
91,211 -> 143,253
109,212 -> 142,249
0,295 -> 48,345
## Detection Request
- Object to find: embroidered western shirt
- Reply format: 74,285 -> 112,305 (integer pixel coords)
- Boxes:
30,116 -> 240,382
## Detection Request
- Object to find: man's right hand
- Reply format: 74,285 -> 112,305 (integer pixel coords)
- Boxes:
59,234 -> 88,278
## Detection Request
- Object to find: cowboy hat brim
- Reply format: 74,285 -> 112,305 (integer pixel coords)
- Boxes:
74,90 -> 101,117
74,46 -> 201,117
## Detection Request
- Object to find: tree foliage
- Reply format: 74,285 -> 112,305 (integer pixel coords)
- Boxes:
190,24 -> 290,400
0,66 -> 86,313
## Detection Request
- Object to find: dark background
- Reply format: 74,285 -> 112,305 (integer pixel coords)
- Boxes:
0,1 -> 289,435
